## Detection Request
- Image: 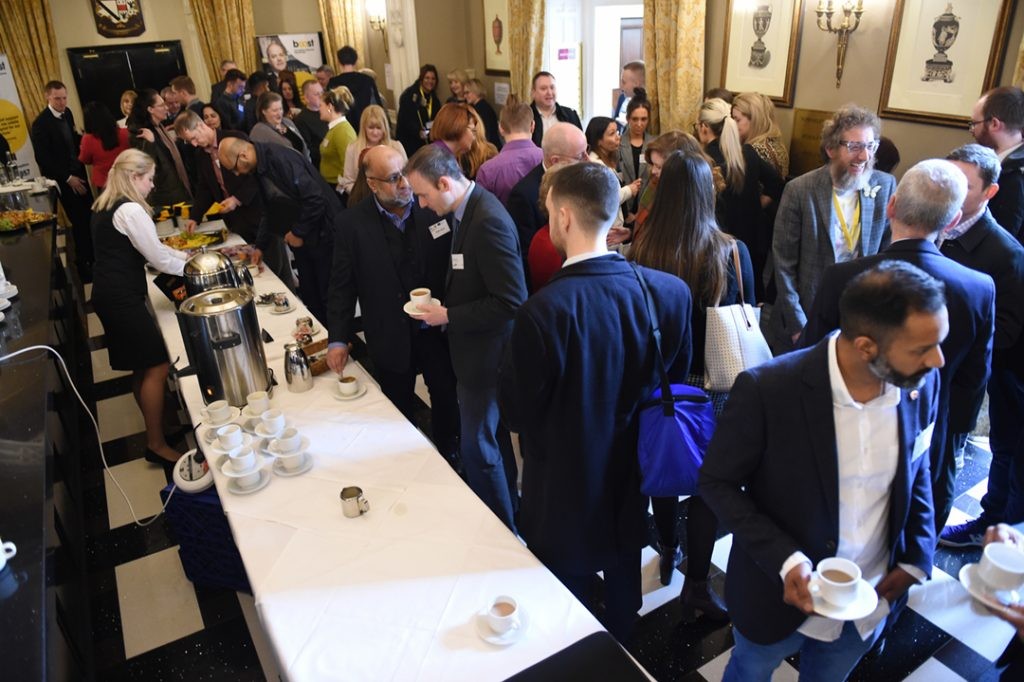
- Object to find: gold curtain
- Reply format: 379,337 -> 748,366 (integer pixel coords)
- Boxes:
0,0 -> 60,118
509,0 -> 545,101
1013,31 -> 1024,88
188,0 -> 257,81
643,0 -> 705,134
318,0 -> 365,71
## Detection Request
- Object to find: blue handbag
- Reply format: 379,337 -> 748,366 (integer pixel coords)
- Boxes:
630,264 -> 716,497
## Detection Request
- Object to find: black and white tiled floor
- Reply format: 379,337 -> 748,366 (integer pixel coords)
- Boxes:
73,247 -> 1014,679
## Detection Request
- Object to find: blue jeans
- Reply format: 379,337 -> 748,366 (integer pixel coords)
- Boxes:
456,384 -> 517,531
725,620 -> 884,682
980,367 -> 1024,525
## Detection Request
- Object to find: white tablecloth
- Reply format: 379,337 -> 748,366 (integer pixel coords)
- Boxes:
147,256 -> 608,680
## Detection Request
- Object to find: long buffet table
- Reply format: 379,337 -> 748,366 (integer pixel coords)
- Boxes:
145,235 -> 634,680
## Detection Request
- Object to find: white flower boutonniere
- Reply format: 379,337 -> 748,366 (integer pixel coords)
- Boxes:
863,185 -> 881,199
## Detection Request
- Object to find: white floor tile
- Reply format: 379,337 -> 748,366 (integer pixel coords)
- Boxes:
56,233 -> 66,248
945,507 -> 973,527
964,478 -> 988,502
638,545 -> 683,617
104,458 -> 170,529
907,565 -> 1016,661
414,373 -> 431,408
96,392 -> 145,443
698,647 -> 799,681
91,347 -> 131,383
115,547 -> 204,658
87,311 -> 104,337
903,657 -> 967,681
237,591 -> 285,680
711,534 -> 733,573
84,282 -> 92,301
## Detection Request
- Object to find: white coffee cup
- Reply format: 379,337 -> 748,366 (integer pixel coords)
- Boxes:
247,391 -> 270,414
203,399 -> 231,423
409,287 -> 431,310
978,543 -> 1024,591
228,446 -> 260,487
0,540 -> 16,572
812,557 -> 862,608
216,424 -> 243,450
338,375 -> 360,397
261,409 -> 285,434
485,595 -> 520,635
274,427 -> 302,454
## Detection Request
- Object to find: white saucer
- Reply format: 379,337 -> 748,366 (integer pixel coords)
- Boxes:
333,384 -> 368,401
0,298 -> 9,312
810,577 -> 879,621
268,305 -> 295,315
475,608 -> 528,646
403,298 -> 439,318
227,468 -> 272,495
268,436 -> 310,456
960,563 -> 1022,611
219,455 -> 265,479
272,452 -> 314,477
201,406 -> 241,428
254,421 -> 288,438
0,284 -> 18,299
205,433 -> 254,457
240,416 -> 263,435
0,311 -> 4,322
241,405 -> 269,419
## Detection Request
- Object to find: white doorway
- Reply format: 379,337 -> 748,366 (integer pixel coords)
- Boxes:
583,2 -> 644,123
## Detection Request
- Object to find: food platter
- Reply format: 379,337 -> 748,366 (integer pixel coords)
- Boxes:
0,209 -> 56,233
159,228 -> 227,251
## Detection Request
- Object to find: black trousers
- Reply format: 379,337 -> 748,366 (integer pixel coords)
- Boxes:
291,239 -> 332,322
57,180 -> 94,271
553,549 -> 642,643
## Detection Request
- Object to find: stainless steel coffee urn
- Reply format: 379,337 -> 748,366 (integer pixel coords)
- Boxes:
183,247 -> 254,298
177,287 -> 270,406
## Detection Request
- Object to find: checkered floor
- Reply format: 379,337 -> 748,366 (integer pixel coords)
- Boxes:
73,242 -> 1013,679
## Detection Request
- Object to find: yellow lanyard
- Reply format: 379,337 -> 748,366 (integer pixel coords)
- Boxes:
832,190 -> 861,254
420,87 -> 433,119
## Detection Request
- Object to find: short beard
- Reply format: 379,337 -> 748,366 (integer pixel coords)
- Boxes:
831,157 -> 875,192
867,352 -> 929,390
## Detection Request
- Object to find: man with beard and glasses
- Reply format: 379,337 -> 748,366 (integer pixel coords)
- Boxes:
700,260 -> 945,682
802,159 -> 995,536
770,104 -> 897,353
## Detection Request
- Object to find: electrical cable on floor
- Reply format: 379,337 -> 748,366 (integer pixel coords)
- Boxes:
0,344 -> 177,527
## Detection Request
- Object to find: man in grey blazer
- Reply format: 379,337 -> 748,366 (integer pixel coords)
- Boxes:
770,104 -> 896,352
406,144 -> 528,531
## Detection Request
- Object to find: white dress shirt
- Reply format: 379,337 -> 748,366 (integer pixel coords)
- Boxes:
780,333 -> 925,642
830,188 -> 860,263
113,202 -> 188,276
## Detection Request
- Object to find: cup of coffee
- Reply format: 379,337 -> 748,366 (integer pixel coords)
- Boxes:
228,446 -> 260,487
977,543 -> 1024,592
340,486 -> 370,518
274,427 -> 302,454
338,375 -> 360,397
216,424 -> 243,450
485,595 -> 520,635
203,399 -> 231,424
247,391 -> 270,414
274,294 -> 290,313
812,557 -> 862,608
409,287 -> 431,311
0,539 -> 16,572
261,409 -> 286,434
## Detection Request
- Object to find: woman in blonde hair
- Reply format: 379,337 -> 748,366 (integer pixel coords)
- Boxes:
731,92 -> 788,177
91,149 -> 188,467
318,85 -> 357,187
340,104 -> 406,193
696,98 -> 783,294
462,106 -> 498,179
446,68 -> 469,103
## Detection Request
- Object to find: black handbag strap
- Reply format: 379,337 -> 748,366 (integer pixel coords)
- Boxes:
628,263 -> 676,416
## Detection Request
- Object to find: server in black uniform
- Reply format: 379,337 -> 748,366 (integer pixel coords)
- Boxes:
91,149 -> 188,467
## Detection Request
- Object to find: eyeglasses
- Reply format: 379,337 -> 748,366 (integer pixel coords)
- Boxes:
367,172 -> 408,185
836,140 -> 879,154
968,117 -> 992,131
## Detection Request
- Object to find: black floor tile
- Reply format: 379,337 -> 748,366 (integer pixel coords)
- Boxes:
84,432 -> 150,472
934,637 -> 1001,680
627,596 -> 733,682
846,609 -> 952,680
93,374 -> 136,402
87,334 -> 107,352
85,516 -> 176,572
193,584 -> 245,630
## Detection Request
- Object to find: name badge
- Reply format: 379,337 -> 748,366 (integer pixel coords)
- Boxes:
429,220 -> 451,239
911,422 -> 935,462
451,253 -> 465,270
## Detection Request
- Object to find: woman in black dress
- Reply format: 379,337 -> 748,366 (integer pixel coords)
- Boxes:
396,64 -> 441,157
91,149 -> 189,465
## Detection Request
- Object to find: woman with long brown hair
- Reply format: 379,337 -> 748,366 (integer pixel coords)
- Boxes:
628,149 -> 755,622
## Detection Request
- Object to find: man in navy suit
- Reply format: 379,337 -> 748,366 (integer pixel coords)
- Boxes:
499,163 -> 692,641
406,144 -> 527,531
701,261 -> 945,680
803,159 -> 995,533
939,144 -> 1024,547
325,145 -> 459,461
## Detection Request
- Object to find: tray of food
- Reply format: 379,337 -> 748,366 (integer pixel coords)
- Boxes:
217,244 -> 266,273
160,227 -> 228,252
0,209 -> 56,232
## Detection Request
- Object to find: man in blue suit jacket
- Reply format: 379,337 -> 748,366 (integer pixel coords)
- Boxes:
499,163 -> 692,641
700,261 -> 945,681
803,160 -> 995,534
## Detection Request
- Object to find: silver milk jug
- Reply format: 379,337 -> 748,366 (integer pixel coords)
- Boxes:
283,343 -> 314,393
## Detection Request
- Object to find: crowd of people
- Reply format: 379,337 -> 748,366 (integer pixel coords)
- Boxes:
26,49 -> 1024,680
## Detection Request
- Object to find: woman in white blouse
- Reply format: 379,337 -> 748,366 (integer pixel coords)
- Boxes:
91,149 -> 189,467
339,105 -> 406,194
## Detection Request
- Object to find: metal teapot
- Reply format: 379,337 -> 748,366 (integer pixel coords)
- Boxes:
183,246 -> 254,297
283,343 -> 314,393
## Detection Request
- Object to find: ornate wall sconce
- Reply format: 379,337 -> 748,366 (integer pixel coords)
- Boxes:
815,0 -> 865,88
366,0 -> 389,57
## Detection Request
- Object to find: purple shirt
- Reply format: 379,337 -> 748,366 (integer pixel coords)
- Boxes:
475,139 -> 544,205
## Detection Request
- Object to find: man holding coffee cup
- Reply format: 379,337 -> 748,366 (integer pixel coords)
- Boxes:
499,163 -> 692,640
983,523 -> 1024,676
326,145 -> 460,461
700,262 -> 946,680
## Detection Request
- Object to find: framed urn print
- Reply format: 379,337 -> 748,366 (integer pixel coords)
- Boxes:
91,0 -> 146,38
879,0 -> 1014,127
483,0 -> 510,76
721,0 -> 804,107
